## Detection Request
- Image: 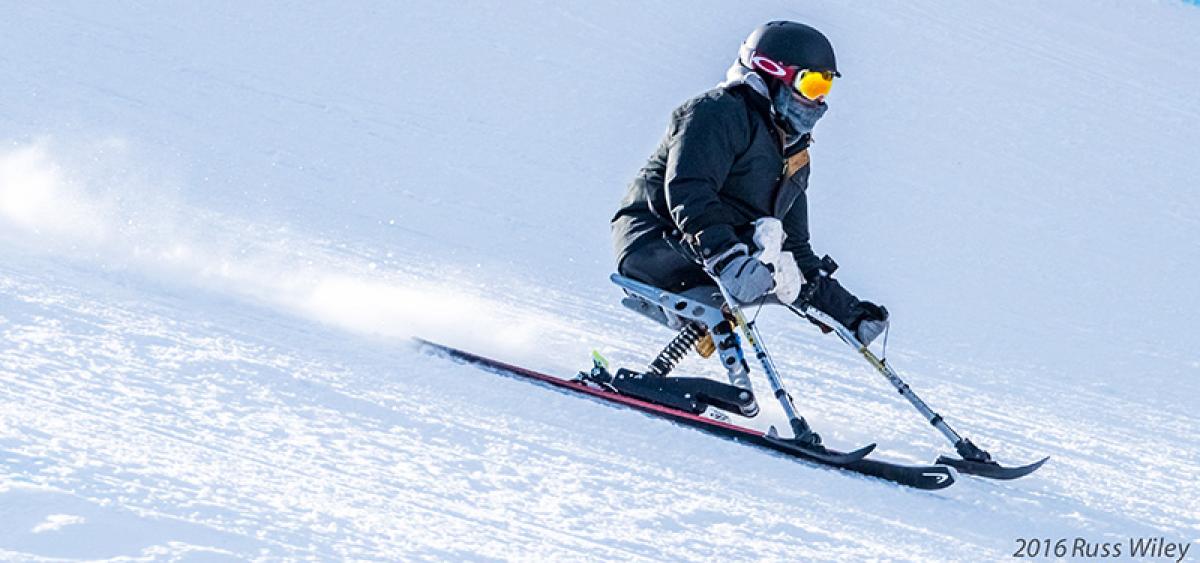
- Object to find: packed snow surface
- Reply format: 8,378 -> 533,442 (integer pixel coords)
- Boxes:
2,1 -> 1198,560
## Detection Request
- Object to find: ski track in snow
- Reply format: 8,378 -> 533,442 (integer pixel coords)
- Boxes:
3,1 -> 1200,560
2,255 -> 1196,560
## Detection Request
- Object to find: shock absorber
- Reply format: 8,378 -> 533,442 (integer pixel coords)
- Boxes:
646,323 -> 706,377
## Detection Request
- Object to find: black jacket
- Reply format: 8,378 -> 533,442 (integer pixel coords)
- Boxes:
612,83 -> 823,278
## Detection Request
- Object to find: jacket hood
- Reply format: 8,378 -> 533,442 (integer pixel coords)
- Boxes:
719,60 -> 772,102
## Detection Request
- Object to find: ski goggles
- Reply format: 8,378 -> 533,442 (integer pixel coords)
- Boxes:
748,52 -> 838,101
794,69 -> 835,101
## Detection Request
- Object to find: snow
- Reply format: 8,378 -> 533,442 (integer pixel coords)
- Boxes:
2,1 -> 1198,560
31,514 -> 86,535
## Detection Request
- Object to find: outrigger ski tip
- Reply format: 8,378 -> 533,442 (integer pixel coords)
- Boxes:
935,454 -> 1050,480
929,436 -> 1049,479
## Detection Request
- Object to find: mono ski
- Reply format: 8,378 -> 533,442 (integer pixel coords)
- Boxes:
418,338 -> 956,491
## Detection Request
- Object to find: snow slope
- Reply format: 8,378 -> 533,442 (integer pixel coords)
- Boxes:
2,1 -> 1198,560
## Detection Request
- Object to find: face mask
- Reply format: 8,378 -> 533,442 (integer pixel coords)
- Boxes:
773,87 -> 828,139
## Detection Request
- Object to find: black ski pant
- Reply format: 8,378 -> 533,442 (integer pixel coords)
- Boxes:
618,236 -> 875,334
617,237 -> 713,295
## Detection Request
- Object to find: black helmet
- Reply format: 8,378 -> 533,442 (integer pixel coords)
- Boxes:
738,21 -> 839,83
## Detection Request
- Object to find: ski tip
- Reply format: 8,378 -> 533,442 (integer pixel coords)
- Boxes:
413,337 -> 439,353
848,442 -> 877,461
935,454 -> 1049,480
1015,455 -> 1051,476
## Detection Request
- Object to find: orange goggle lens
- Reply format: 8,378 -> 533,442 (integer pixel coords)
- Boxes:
795,70 -> 834,101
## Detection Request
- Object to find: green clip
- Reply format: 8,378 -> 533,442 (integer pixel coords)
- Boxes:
590,349 -> 610,370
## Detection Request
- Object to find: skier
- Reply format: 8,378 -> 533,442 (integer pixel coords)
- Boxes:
423,23 -> 1046,483
424,21 -> 1046,477
611,21 -> 889,393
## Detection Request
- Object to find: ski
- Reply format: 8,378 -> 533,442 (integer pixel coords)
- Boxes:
935,454 -> 1050,480
417,338 -> 956,490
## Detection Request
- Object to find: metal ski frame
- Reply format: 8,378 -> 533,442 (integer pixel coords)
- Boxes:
611,274 -> 873,464
795,304 -> 1048,479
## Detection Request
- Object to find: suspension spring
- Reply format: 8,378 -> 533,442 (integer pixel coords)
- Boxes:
647,323 -> 705,377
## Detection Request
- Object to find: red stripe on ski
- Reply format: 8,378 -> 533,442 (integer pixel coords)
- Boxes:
434,342 -> 758,435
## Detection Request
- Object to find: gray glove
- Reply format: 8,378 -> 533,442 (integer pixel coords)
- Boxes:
854,302 -> 890,346
705,244 -> 775,304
